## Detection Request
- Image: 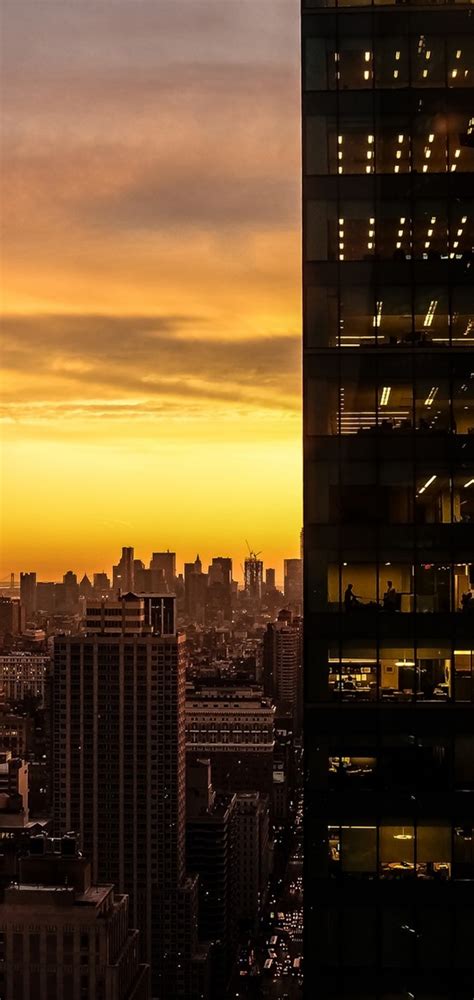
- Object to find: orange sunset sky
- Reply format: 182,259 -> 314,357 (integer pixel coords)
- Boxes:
0,1 -> 301,582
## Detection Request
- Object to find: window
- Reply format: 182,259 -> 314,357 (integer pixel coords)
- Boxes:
29,934 -> 40,963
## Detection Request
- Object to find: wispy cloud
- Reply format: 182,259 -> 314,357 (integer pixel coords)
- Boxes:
1,313 -> 300,423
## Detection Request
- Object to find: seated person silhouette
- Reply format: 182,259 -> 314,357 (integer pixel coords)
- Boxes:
383,580 -> 398,611
461,591 -> 473,613
344,583 -> 360,612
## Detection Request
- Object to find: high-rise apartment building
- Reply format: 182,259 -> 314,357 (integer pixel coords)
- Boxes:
84,592 -> 176,636
303,0 -> 474,995
263,611 -> 301,716
0,834 -> 150,1000
53,596 -> 207,998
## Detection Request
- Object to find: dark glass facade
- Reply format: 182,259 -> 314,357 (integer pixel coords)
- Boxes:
302,1 -> 474,995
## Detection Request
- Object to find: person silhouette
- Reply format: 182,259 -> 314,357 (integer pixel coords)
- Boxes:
383,580 -> 397,611
344,583 -> 359,611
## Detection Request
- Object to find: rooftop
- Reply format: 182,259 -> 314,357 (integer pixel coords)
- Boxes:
5,882 -> 113,907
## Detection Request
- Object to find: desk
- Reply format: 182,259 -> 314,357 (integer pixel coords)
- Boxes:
380,862 -> 414,878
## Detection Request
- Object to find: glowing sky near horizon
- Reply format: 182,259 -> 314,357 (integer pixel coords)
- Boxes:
0,1 -> 301,581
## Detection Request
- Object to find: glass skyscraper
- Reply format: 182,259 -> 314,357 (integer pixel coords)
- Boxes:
302,0 -> 474,995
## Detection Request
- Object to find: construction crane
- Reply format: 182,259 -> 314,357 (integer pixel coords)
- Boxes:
245,540 -> 262,562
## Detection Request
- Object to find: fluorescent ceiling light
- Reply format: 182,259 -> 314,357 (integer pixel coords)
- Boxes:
424,300 -> 438,327
425,386 -> 439,407
418,474 -> 437,495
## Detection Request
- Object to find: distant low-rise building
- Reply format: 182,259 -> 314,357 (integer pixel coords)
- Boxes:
186,688 -> 275,794
0,653 -> 50,704
0,711 -> 32,758
0,750 -> 50,889
0,599 -> 25,638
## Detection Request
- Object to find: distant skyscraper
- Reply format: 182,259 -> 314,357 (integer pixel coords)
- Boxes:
112,546 -> 134,593
207,558 -> 233,622
133,558 -> 146,590
283,558 -> 303,607
244,555 -> 263,603
53,595 -> 207,997
150,551 -> 176,592
20,572 -> 36,617
207,557 -> 232,588
184,555 -> 205,617
187,572 -> 208,623
61,570 -> 79,613
35,582 -> 55,613
0,833 -> 150,999
93,571 -> 111,595
78,573 -> 93,598
265,568 -> 276,591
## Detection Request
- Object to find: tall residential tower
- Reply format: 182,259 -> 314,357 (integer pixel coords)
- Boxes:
53,595 -> 207,998
302,0 -> 474,995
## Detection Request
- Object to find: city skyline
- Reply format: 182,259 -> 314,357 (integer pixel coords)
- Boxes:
2,541 -> 302,587
0,1 -> 302,580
